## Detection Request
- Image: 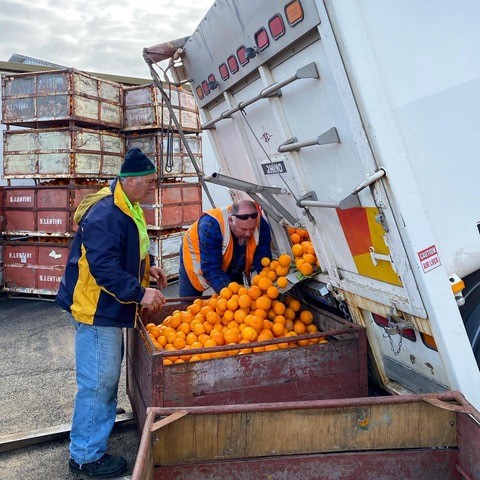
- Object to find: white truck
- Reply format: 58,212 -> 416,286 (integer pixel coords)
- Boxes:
145,0 -> 480,410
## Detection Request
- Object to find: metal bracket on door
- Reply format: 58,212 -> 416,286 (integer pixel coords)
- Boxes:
204,172 -> 300,226
278,127 -> 340,153
202,62 -> 319,130
296,168 -> 386,211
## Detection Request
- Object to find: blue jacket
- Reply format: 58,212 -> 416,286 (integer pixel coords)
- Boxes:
56,179 -> 150,328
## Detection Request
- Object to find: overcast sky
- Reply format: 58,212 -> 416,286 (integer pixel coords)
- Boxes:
0,0 -> 213,78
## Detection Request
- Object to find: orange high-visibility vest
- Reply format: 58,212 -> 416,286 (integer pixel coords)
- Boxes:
182,206 -> 261,291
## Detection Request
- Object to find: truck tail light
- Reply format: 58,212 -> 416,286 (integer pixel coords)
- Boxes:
285,0 -> 304,26
421,333 -> 438,351
269,14 -> 285,40
219,63 -> 229,81
372,313 -> 416,342
255,27 -> 270,51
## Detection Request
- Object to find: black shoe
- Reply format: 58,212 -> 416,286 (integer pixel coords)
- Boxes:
69,454 -> 127,478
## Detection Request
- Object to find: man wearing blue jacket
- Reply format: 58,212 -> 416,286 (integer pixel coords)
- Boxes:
56,148 -> 167,478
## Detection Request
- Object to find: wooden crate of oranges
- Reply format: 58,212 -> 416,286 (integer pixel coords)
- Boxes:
126,230 -> 368,430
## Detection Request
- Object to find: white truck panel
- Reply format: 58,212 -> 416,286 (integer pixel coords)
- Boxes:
172,0 -> 480,409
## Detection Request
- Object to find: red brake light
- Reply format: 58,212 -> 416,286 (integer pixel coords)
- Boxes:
201,80 -> 210,95
219,63 -> 229,81
237,46 -> 248,66
227,55 -> 239,73
269,14 -> 285,40
255,27 -> 269,51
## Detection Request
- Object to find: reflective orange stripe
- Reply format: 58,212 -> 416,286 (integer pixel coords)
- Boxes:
182,207 -> 261,291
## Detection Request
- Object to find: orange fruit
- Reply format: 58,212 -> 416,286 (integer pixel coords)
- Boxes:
284,307 -> 296,320
278,254 -> 292,268
251,274 -> 261,286
169,315 -> 182,329
163,358 -> 173,366
238,286 -> 249,296
206,311 -> 220,325
190,355 -> 201,362
265,344 -> 279,352
186,332 -> 198,346
193,323 -> 206,336
273,315 -> 286,325
241,326 -> 258,342
227,320 -> 240,330
178,323 -> 191,335
285,319 -> 294,331
249,315 -> 264,332
200,305 -> 213,316
222,309 -> 235,323
157,335 -> 167,347
149,326 -> 161,339
198,333 -> 210,345
227,297 -> 239,311
211,331 -> 225,346
291,244 -> 303,257
273,264 -> 287,277
266,270 -> 277,282
254,308 -> 268,319
302,253 -> 316,265
293,321 -> 307,335
248,285 -> 262,300
299,310 -> 314,325
276,276 -> 288,288
258,277 -> 273,292
233,309 -> 247,324
266,286 -> 279,299
238,294 -> 252,309
307,324 -> 319,334
204,323 -> 214,334
272,322 -> 285,337
290,233 -> 301,244
216,298 -> 228,312
289,298 -> 301,312
204,339 -> 218,348
256,295 -> 272,311
145,323 -> 156,332
272,300 -> 286,315
219,287 -> 233,300
224,328 -> 241,344
173,337 -> 186,349
191,341 -> 203,350
300,263 -> 314,276
261,257 -> 271,267
228,282 -> 240,293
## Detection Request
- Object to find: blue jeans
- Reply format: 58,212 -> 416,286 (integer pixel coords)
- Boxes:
69,318 -> 124,464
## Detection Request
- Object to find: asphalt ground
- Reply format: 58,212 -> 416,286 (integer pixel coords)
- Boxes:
0,281 -> 181,480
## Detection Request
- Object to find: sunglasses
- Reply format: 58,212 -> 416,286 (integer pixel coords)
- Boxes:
233,212 -> 259,220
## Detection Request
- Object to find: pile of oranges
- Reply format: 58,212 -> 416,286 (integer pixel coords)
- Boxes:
288,227 -> 320,278
145,281 -> 327,366
145,226 -> 324,366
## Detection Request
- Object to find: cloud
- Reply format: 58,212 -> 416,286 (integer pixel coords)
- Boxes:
0,0 -> 213,78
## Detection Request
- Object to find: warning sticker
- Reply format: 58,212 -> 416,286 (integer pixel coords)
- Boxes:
418,245 -> 441,273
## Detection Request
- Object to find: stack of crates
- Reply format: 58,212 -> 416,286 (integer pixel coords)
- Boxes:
1,69 -> 124,296
122,83 -> 203,280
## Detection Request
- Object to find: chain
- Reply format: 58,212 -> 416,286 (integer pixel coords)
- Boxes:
382,328 -> 403,355
338,300 -> 353,323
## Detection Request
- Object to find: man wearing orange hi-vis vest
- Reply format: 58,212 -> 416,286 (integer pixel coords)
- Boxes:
179,199 -> 272,297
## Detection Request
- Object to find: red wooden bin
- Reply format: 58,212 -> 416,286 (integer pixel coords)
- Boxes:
126,298 -> 368,431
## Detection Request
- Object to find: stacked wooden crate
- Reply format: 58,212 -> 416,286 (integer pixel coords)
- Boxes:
1,69 -> 124,296
123,83 -> 203,280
